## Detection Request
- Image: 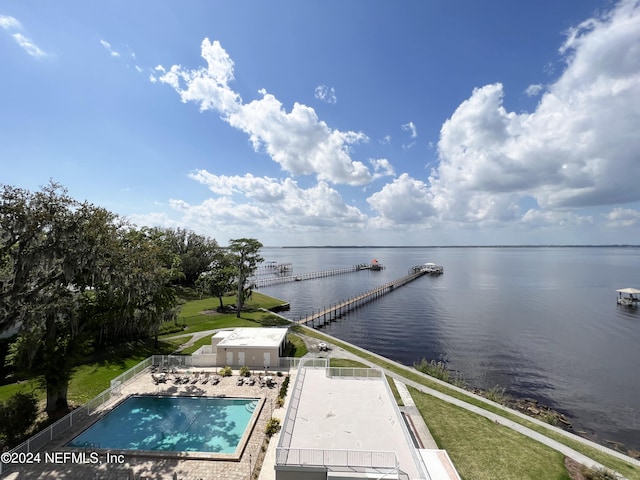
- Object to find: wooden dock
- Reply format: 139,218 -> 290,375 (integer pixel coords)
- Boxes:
297,270 -> 428,327
253,264 -> 368,288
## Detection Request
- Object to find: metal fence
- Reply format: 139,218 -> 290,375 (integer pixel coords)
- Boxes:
282,357 -> 329,369
276,365 -> 307,451
275,447 -> 399,471
0,356 -> 164,476
109,355 -> 153,390
326,367 -> 383,378
0,384 -> 119,476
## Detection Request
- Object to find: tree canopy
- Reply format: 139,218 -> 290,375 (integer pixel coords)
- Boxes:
0,183 -> 179,416
1,182 -> 263,418
228,238 -> 264,317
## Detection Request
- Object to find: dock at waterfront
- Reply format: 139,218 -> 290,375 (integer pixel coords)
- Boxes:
253,264 -> 371,288
297,267 -> 436,327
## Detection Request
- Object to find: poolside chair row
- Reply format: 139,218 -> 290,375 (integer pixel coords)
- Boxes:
236,376 -> 275,387
170,371 -> 221,386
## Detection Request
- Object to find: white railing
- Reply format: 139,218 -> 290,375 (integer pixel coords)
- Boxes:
283,357 -> 329,369
327,367 -> 383,378
0,384 -> 118,476
276,447 -> 399,470
109,356 -> 153,390
277,366 -> 307,450
0,356 -> 163,476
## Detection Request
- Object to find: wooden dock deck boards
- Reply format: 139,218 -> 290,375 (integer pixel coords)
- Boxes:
297,270 -> 427,326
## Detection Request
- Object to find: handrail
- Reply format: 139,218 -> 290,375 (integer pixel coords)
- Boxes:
275,446 -> 400,470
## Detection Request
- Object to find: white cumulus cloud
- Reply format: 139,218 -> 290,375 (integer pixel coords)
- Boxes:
606,207 -> 640,227
367,174 -> 436,224
429,0 -> 640,227
155,38 -> 373,185
170,171 -> 367,232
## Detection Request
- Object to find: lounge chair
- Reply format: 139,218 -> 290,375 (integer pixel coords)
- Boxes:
191,372 -> 200,384
201,372 -> 210,384
236,377 -> 244,386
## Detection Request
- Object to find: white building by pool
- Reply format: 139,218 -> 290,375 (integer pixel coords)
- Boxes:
192,327 -> 289,368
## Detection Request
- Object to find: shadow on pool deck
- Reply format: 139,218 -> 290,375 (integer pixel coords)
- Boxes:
13,368 -> 285,480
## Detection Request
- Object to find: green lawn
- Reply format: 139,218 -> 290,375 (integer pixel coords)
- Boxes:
386,375 -> 404,406
161,292 -> 291,337
0,339 -> 176,405
411,387 -> 571,480
329,358 -> 368,368
285,333 -> 308,357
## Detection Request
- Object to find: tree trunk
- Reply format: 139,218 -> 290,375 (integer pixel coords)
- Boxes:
45,375 -> 70,417
44,313 -> 71,418
236,276 -> 243,318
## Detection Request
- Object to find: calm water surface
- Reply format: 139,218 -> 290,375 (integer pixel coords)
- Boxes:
259,247 -> 640,451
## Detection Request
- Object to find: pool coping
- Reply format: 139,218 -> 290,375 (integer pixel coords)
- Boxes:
61,394 -> 266,462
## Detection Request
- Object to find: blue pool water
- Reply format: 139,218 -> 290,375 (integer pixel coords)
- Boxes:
67,396 -> 259,453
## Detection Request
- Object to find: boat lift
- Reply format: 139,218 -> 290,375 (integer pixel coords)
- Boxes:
616,287 -> 640,306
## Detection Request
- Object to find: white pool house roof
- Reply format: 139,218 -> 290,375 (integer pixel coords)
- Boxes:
216,327 -> 288,349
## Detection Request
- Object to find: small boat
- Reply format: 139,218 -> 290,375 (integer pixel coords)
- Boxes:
370,259 -> 383,271
616,288 -> 640,307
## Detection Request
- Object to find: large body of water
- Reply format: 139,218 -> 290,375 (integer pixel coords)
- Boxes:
258,246 -> 640,451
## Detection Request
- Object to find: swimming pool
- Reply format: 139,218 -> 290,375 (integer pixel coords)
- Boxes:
67,395 -> 260,454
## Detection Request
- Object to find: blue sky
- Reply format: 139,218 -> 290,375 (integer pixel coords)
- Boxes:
2,0 -> 640,246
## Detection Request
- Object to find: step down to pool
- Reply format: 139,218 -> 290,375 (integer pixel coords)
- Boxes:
245,400 -> 258,413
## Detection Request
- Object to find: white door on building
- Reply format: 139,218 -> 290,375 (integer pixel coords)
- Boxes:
238,351 -> 245,366
226,351 -> 233,366
263,352 -> 271,369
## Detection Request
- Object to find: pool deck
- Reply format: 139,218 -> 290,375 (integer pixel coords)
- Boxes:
13,367 -> 286,480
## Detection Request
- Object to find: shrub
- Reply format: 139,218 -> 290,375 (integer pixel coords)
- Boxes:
158,322 -> 186,336
276,396 -> 284,408
0,392 -> 38,445
219,366 -> 233,377
239,366 -> 250,377
413,358 -> 466,387
265,417 -> 281,436
485,385 -> 507,404
278,375 -> 290,399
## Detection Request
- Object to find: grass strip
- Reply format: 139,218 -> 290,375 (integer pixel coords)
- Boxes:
410,386 -> 571,480
386,375 -> 404,406
285,333 -> 308,358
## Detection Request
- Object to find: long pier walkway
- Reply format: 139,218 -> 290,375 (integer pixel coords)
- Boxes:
253,264 -> 369,288
297,270 -> 427,327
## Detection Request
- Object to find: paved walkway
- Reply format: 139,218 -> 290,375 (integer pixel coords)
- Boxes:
394,379 -> 438,449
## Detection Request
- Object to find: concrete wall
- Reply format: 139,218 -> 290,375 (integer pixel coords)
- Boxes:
275,466 -> 327,480
191,353 -> 217,367
216,346 -> 281,368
